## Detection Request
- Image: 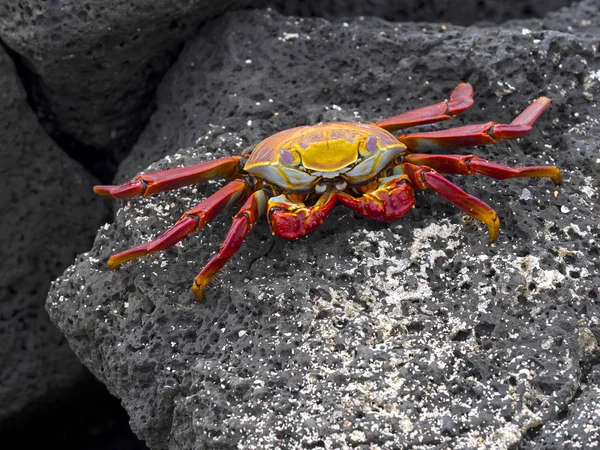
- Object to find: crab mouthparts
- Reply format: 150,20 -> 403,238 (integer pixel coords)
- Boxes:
314,178 -> 348,193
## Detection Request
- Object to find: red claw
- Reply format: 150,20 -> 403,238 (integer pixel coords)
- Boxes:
337,176 -> 415,221
268,193 -> 337,239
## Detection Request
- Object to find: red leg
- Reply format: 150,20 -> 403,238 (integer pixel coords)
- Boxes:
399,97 -> 551,151
396,163 -> 500,242
94,156 -> 245,199
107,180 -> 251,269
375,83 -> 474,132
404,154 -> 562,184
192,189 -> 269,300
267,192 -> 337,239
337,175 -> 415,221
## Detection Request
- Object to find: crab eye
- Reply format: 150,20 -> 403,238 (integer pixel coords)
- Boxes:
280,149 -> 298,165
366,135 -> 378,153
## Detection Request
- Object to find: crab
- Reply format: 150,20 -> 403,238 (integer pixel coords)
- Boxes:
95,83 -> 562,300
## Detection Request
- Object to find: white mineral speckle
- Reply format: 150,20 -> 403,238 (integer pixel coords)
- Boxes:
521,188 -> 533,200
581,185 -> 595,199
281,32 -> 299,40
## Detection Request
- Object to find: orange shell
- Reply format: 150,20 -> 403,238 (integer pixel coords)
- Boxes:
244,122 -> 400,173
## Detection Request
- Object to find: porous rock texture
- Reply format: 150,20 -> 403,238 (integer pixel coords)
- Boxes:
48,2 -> 599,449
266,0 -> 574,25
0,45 -> 109,423
0,0 -> 237,178
0,0 -> 575,180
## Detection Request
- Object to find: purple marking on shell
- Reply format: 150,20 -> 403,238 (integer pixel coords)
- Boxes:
280,149 -> 294,164
366,135 -> 378,153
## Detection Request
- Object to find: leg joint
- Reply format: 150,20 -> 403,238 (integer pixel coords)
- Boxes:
237,211 -> 252,226
464,156 -> 475,175
188,213 -> 201,232
137,177 -> 150,196
419,168 -> 433,188
487,124 -> 499,140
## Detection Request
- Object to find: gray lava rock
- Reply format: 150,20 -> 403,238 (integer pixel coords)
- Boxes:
0,46 -> 110,423
48,2 -> 600,449
0,0 -> 575,178
265,0 -> 574,25
0,0 -> 238,176
529,363 -> 600,448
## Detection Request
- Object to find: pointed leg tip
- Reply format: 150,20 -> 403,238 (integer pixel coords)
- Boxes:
487,220 -> 500,244
107,257 -> 122,270
94,185 -> 115,198
552,170 -> 563,185
536,96 -> 552,105
456,82 -> 474,93
449,83 -> 475,112
191,282 -> 205,301
107,245 -> 149,269
487,233 -> 499,244
94,180 -> 145,199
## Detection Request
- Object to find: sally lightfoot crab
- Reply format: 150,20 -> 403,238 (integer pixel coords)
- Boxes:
95,83 -> 562,300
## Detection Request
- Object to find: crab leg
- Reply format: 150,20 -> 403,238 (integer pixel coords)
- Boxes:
107,179 -> 251,269
337,175 -> 415,221
399,97 -> 551,152
267,192 -> 337,239
192,189 -> 269,300
396,163 -> 500,242
404,154 -> 562,184
375,83 -> 474,132
94,156 -> 245,199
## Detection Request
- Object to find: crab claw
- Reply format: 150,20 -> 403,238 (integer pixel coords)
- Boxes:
268,192 -> 337,239
337,175 -> 415,222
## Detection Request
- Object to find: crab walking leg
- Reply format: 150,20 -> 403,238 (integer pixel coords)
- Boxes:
375,83 -> 474,132
337,175 -> 415,221
267,192 -> 337,239
399,97 -> 551,152
192,189 -> 269,300
94,156 -> 245,199
404,154 -> 563,184
396,163 -> 501,242
107,179 -> 251,269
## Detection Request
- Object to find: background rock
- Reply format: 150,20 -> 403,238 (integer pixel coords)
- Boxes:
0,0 -> 576,182
0,43 -> 136,447
0,0 -> 238,180
48,3 -> 600,449
116,1 -> 596,182
266,0 -> 575,25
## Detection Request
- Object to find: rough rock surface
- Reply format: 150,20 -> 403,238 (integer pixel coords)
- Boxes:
0,0 -> 237,179
0,46 -> 110,423
49,2 -> 599,449
266,0 -> 575,25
